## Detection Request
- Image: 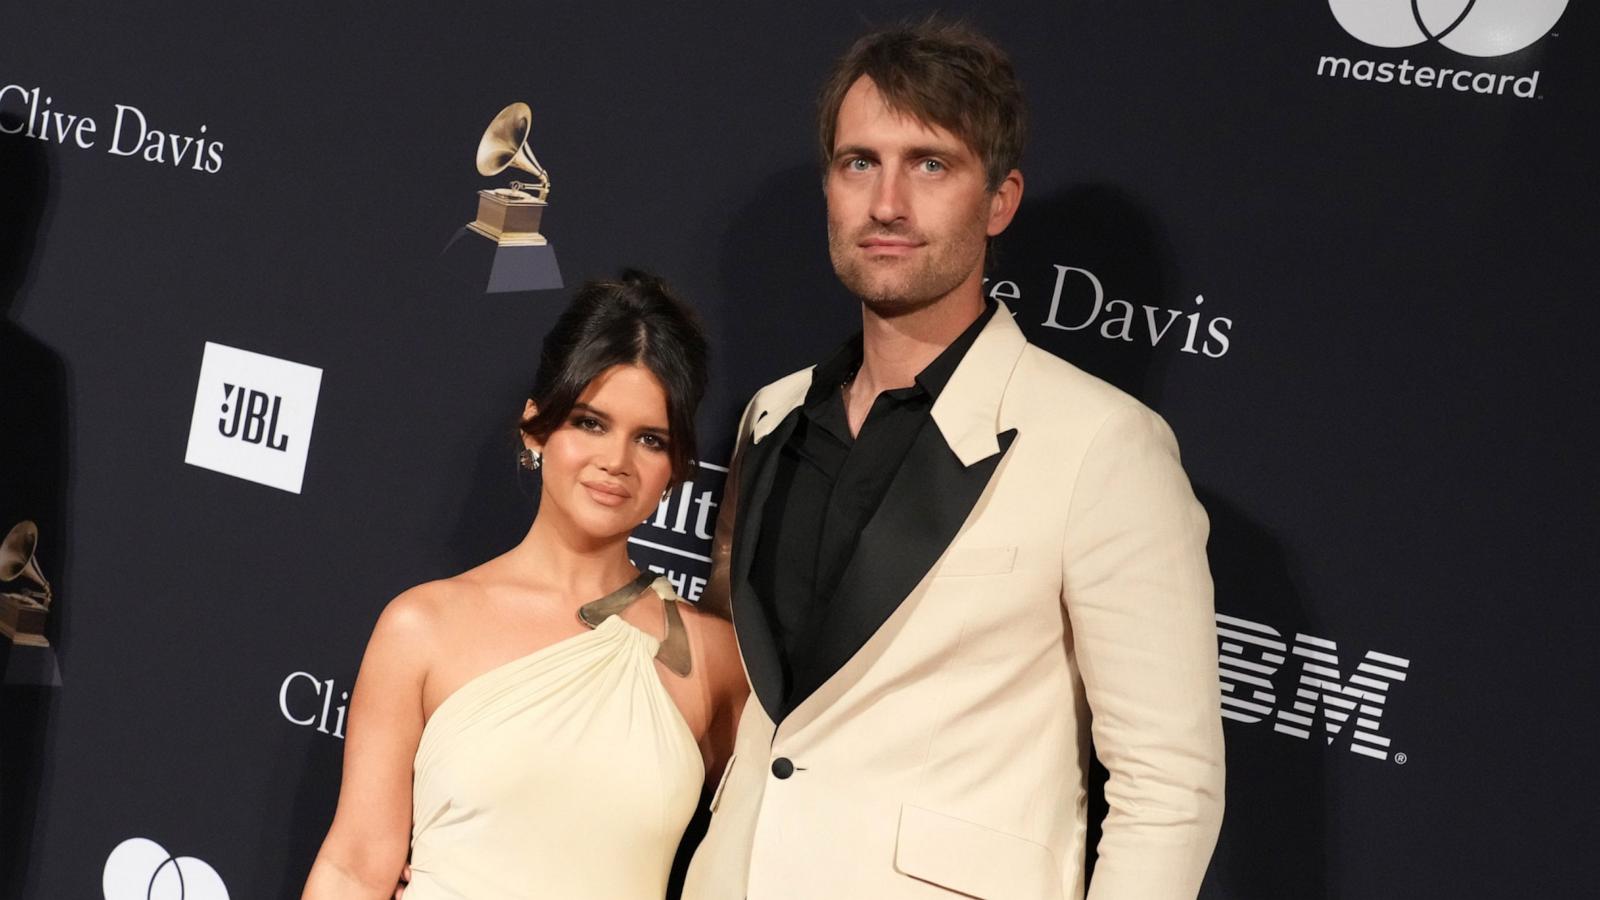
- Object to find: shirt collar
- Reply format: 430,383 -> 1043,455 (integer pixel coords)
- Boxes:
914,299 -> 997,398
805,334 -> 863,408
804,299 -> 998,408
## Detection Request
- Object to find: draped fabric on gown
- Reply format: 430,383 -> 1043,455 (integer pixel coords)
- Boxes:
406,583 -> 703,899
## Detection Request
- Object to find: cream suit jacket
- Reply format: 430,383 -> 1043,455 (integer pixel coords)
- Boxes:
684,304 -> 1224,900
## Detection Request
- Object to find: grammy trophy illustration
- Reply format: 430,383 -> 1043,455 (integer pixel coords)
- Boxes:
1,520 -> 52,648
442,101 -> 564,293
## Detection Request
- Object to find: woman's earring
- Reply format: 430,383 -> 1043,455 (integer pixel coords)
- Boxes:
519,448 -> 542,471
661,488 -> 672,504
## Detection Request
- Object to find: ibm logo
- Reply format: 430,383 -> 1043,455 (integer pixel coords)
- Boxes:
184,342 -> 322,494
1216,613 -> 1412,762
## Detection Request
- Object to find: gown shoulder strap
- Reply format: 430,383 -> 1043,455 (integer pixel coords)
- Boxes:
575,572 -> 693,677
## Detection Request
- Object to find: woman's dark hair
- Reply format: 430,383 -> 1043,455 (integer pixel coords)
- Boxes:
520,269 -> 708,484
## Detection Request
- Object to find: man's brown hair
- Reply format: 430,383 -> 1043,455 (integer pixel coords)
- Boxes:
817,19 -> 1027,191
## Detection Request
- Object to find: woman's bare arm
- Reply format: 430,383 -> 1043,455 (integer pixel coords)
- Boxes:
302,588 -> 437,900
696,612 -> 748,782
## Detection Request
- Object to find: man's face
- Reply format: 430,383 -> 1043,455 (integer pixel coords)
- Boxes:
825,76 -> 1011,317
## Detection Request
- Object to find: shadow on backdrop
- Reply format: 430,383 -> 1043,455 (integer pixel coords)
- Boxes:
258,726 -> 347,899
448,418 -> 545,576
1004,184 -> 1171,884
1002,183 -> 1175,407
711,164 -> 842,427
0,109 -> 70,899
1005,184 -> 1318,894
1195,487 -> 1330,899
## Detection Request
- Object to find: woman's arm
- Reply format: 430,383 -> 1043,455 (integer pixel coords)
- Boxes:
302,588 -> 436,900
696,612 -> 748,782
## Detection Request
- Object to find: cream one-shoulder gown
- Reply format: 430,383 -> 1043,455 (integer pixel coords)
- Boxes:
405,581 -> 704,899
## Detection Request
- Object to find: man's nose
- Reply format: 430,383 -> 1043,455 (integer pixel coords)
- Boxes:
870,167 -> 908,225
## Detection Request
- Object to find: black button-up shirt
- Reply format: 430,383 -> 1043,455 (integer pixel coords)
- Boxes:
749,301 -> 997,711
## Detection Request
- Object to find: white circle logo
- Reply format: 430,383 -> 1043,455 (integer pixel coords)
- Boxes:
103,838 -> 230,900
1329,0 -> 1568,57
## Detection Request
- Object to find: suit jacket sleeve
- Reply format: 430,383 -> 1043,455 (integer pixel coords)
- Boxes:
698,395 -> 760,620
1062,403 -> 1225,900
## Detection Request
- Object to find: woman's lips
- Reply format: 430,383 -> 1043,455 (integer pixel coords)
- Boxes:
581,481 -> 631,507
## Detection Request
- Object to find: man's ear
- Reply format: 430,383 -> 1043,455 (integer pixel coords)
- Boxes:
985,168 -> 1025,237
521,400 -> 543,452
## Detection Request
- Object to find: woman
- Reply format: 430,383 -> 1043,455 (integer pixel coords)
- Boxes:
303,270 -> 748,899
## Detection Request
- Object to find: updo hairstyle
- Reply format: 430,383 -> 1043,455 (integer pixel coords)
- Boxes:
519,269 -> 708,484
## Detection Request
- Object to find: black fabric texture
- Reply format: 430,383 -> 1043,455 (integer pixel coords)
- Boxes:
747,301 -> 998,711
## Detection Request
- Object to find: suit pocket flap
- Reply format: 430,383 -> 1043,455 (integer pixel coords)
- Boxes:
934,545 -> 1016,578
894,805 -> 1061,899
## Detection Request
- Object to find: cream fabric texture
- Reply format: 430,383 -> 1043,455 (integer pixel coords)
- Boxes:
684,306 -> 1225,900
406,580 -> 703,900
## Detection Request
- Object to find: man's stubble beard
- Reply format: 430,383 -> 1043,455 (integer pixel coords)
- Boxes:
828,212 -> 989,319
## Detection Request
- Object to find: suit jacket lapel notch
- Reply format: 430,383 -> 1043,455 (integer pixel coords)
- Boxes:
930,301 -> 1028,466
784,305 -> 1028,717
729,369 -> 813,721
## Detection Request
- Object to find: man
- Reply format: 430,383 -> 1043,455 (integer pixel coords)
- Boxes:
684,20 -> 1224,900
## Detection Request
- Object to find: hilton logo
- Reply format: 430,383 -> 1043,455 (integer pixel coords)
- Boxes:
184,342 -> 322,494
627,460 -> 727,602
1216,613 -> 1413,763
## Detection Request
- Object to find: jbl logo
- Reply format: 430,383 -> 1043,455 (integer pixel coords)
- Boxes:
218,384 -> 291,451
185,342 -> 322,494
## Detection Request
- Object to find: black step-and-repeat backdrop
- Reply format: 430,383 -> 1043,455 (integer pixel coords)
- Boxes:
3,2 -> 1596,898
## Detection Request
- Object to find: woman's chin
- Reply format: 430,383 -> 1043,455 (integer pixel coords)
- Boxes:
565,507 -> 647,545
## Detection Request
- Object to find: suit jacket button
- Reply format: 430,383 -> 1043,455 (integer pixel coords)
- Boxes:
770,757 -> 795,779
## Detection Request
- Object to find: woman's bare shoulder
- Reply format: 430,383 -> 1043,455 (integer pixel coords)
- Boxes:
370,571 -> 487,652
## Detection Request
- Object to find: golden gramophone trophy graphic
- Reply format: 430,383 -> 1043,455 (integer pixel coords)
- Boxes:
1,520 -> 52,648
442,101 -> 564,293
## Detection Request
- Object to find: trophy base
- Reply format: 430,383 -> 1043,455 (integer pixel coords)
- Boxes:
0,594 -> 48,648
442,226 -> 563,294
470,189 -> 548,245
1,640 -> 61,686
465,222 -> 547,247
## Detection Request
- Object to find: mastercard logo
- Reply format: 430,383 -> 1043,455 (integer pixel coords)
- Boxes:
1328,0 -> 1568,57
103,838 -> 229,900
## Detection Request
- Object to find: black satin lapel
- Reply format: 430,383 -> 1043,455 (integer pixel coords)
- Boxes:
729,408 -> 802,722
785,426 -> 1018,713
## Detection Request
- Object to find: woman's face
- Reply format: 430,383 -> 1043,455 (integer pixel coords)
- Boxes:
525,364 -> 675,544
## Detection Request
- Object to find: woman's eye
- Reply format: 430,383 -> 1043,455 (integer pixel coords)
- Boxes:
638,434 -> 669,451
572,416 -> 603,432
